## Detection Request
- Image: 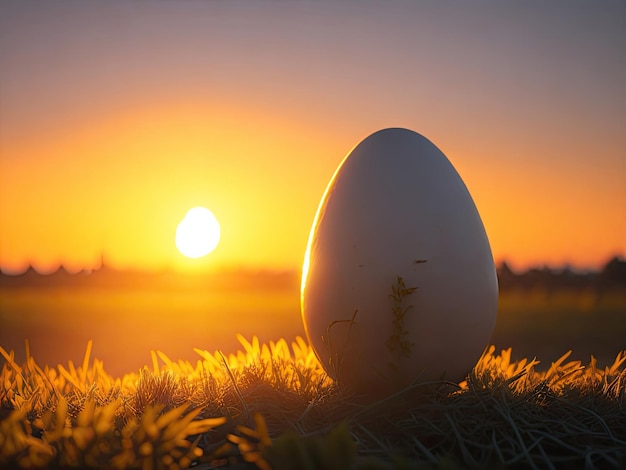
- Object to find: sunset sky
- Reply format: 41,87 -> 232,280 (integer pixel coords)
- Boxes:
1,1 -> 624,274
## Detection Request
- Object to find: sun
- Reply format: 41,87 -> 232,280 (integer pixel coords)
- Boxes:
175,207 -> 221,258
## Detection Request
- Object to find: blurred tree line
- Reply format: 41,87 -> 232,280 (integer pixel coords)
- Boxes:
497,256 -> 626,293
2,256 -> 625,294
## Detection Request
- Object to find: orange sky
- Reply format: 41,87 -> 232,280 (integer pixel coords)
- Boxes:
1,1 -> 624,274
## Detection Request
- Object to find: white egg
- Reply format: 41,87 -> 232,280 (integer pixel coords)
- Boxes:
301,128 -> 498,400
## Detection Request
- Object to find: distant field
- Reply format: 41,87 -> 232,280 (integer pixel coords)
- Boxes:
492,288 -> 626,367
1,279 -> 625,376
0,282 -> 304,377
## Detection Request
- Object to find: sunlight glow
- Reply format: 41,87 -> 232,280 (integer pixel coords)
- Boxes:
175,207 -> 221,259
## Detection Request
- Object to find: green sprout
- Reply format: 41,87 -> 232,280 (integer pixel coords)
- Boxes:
386,275 -> 418,358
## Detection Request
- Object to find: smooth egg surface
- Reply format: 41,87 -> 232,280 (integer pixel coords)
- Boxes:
301,128 -> 498,399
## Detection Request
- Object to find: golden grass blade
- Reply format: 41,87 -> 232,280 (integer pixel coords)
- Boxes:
80,340 -> 93,383
218,351 -> 249,420
544,350 -> 573,382
57,364 -> 81,390
151,350 -> 160,375
0,346 -> 22,375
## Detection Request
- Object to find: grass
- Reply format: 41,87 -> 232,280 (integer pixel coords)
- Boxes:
1,335 -> 625,469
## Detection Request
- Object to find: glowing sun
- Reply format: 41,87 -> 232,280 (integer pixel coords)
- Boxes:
175,207 -> 221,258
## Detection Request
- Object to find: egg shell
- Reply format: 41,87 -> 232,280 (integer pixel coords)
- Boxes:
301,128 -> 498,399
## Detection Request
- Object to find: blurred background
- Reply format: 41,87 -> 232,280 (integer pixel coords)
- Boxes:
1,259 -> 624,377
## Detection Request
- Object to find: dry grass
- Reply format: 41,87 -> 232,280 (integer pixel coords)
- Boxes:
1,336 -> 625,469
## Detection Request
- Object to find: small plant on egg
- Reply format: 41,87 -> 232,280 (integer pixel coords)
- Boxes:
386,275 -> 418,358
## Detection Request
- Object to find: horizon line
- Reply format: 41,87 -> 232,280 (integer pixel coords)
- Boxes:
1,254 -> 624,277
